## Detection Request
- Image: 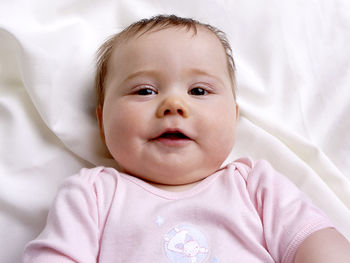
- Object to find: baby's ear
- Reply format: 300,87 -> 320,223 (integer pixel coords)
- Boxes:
235,103 -> 239,120
96,106 -> 105,143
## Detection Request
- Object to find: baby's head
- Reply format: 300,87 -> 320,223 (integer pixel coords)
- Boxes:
95,15 -> 239,186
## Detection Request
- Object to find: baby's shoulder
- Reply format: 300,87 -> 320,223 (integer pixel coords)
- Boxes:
230,158 -> 303,198
56,167 -> 121,214
61,166 -> 120,193
231,157 -> 275,180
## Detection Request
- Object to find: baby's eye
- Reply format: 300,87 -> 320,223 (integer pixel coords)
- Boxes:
189,87 -> 208,96
136,87 -> 157,96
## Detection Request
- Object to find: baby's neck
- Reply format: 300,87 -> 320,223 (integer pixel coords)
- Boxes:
148,180 -> 202,192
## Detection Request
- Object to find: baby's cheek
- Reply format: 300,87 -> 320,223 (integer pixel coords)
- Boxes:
210,110 -> 236,147
104,111 -> 142,154
103,117 -> 126,153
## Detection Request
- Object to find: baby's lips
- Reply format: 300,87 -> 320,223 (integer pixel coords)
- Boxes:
152,128 -> 192,140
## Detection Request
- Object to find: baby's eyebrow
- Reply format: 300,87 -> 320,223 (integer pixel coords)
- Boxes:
187,68 -> 225,86
121,70 -> 159,84
187,68 -> 219,79
120,68 -> 224,86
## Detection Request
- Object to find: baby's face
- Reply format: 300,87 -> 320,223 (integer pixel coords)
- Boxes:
100,26 -> 238,186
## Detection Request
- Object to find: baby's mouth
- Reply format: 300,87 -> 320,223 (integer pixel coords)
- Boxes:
158,131 -> 190,140
151,129 -> 193,145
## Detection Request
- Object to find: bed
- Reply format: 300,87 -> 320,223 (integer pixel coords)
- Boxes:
0,0 -> 349,262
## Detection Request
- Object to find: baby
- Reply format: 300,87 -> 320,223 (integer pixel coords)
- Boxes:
23,15 -> 350,262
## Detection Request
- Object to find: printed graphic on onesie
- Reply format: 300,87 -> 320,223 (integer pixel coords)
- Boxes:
163,223 -> 209,263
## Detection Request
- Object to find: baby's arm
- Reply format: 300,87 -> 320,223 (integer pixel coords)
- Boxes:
295,228 -> 350,263
23,170 -> 102,262
243,159 -> 348,262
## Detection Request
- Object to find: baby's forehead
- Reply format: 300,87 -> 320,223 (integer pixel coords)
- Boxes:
103,25 -> 236,100
110,25 -> 226,65
109,27 -> 228,72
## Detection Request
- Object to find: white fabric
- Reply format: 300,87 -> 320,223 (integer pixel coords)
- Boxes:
0,0 -> 349,262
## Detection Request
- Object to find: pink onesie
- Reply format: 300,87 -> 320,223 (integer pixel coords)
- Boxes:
23,158 -> 333,263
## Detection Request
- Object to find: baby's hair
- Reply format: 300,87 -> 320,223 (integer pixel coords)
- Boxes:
95,14 -> 236,110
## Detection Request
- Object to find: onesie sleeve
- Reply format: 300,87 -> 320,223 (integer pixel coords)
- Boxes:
245,160 -> 334,263
23,167 -> 108,263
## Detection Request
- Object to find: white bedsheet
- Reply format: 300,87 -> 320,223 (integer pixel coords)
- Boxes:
1,0 -> 349,262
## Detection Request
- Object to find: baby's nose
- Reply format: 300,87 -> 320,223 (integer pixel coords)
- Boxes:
156,97 -> 189,118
